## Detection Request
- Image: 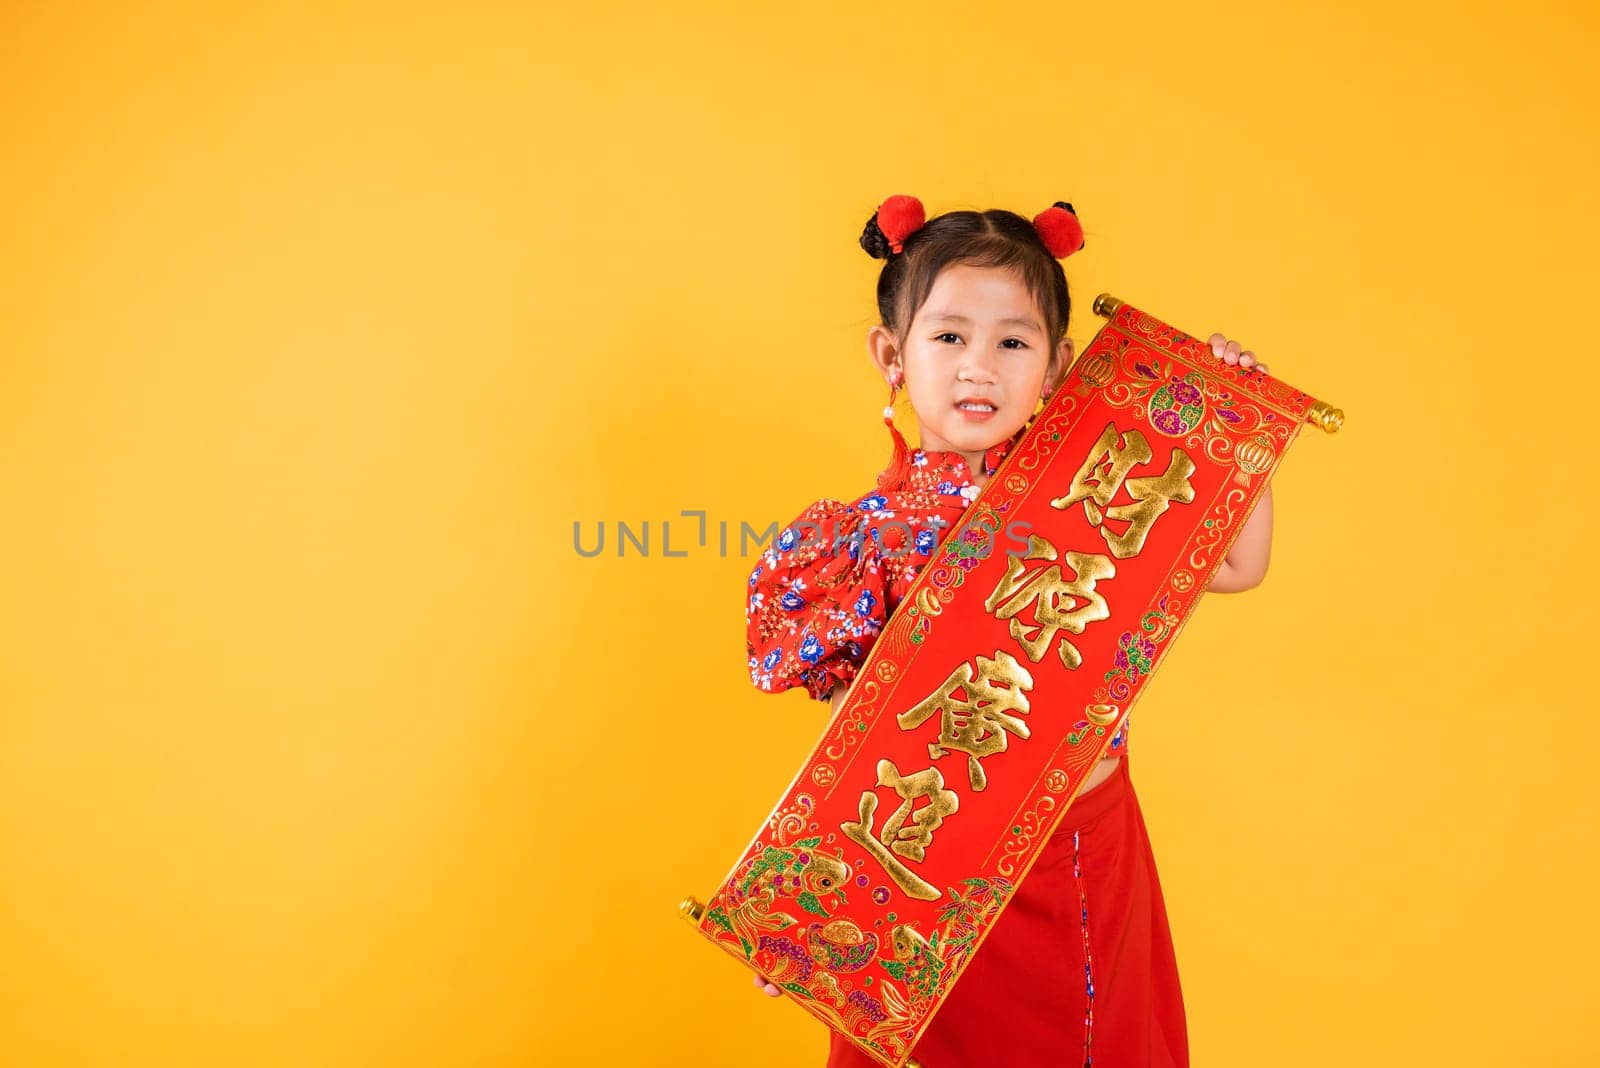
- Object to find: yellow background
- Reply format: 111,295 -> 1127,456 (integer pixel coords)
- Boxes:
3,2 -> 1595,1064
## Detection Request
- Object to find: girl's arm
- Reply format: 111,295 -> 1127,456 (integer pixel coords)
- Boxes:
1207,482 -> 1273,594
829,683 -> 849,717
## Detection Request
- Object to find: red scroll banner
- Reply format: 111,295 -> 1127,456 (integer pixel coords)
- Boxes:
682,294 -> 1343,1068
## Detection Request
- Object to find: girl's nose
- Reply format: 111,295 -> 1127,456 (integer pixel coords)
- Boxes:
957,345 -> 1001,382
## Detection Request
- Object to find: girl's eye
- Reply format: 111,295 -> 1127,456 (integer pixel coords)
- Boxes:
933,333 -> 1027,348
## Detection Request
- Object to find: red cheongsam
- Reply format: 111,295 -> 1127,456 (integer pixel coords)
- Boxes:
745,430 -> 1189,1067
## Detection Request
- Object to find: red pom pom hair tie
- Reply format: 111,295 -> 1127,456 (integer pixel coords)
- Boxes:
1032,201 -> 1086,258
876,195 -> 926,255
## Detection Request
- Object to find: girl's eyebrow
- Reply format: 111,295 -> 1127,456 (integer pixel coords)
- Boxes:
926,312 -> 1041,331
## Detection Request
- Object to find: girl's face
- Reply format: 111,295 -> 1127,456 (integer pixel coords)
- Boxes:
870,263 -> 1070,478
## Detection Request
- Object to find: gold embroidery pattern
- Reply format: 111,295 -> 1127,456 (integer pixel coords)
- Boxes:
769,794 -> 816,846
994,793 -> 1060,878
1185,487 -> 1249,573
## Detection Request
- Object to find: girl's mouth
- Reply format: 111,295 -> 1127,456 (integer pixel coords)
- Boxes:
956,400 -> 998,421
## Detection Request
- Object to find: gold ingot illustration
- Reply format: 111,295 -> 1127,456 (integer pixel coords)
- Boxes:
1086,703 -> 1120,726
806,919 -> 880,973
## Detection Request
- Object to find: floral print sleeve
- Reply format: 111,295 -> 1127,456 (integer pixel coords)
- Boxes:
743,438 -> 1131,755
745,496 -> 897,702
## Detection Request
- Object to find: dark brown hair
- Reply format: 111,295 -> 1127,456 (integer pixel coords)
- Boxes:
859,204 -> 1079,356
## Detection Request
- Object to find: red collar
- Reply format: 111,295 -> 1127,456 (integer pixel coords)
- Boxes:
889,427 -> 1025,495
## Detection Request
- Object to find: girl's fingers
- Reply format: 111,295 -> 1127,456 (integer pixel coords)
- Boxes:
1209,335 -> 1268,373
1209,334 -> 1241,365
752,973 -> 782,997
1239,353 -> 1271,375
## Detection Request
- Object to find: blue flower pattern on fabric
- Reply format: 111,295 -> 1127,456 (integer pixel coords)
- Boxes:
780,590 -> 806,611
854,589 -> 877,619
798,634 -> 824,664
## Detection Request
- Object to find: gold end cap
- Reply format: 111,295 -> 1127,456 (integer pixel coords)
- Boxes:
1307,400 -> 1344,434
679,896 -> 706,923
1092,292 -> 1122,319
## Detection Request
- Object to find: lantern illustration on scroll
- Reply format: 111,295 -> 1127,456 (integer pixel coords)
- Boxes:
1233,432 -> 1278,487
1071,345 -> 1118,394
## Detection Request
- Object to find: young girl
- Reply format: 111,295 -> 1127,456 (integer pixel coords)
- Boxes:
743,196 -> 1273,1068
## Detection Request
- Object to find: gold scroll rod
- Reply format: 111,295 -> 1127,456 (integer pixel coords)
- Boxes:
1091,292 -> 1343,434
679,897 -> 928,1068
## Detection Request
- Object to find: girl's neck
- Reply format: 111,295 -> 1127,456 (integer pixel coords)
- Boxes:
960,450 -> 990,488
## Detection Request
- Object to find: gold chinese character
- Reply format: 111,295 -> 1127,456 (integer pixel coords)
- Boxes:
983,533 -> 1114,670
1051,420 -> 1196,558
841,758 -> 959,902
1053,421 -> 1150,521
897,651 -> 1036,792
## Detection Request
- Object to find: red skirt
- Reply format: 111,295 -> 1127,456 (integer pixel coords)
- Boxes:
826,755 -> 1189,1068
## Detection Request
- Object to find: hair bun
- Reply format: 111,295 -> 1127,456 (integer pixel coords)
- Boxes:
1032,200 -> 1086,258
859,215 -> 893,260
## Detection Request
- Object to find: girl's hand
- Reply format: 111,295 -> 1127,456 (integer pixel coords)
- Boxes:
752,973 -> 782,997
1207,333 -> 1269,375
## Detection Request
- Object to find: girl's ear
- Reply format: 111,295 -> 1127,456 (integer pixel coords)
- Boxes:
1050,336 -> 1075,390
866,324 -> 902,385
